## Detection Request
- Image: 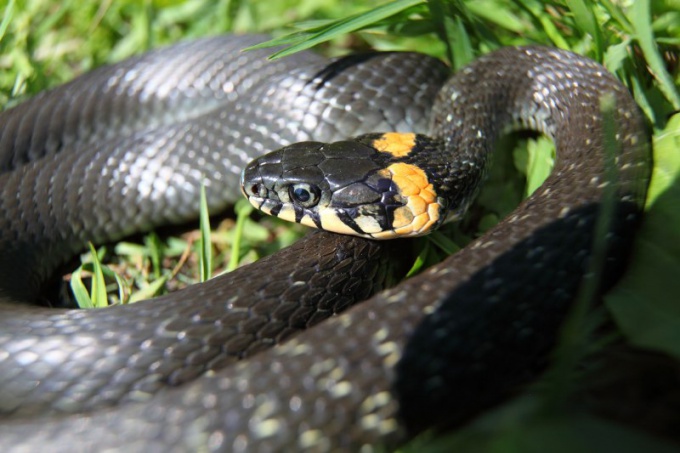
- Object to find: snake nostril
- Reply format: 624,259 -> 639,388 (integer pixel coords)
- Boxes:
250,183 -> 263,197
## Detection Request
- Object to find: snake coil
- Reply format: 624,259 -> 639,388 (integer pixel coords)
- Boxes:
0,35 -> 650,450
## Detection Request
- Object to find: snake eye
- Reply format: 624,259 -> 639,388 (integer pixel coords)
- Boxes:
288,183 -> 320,208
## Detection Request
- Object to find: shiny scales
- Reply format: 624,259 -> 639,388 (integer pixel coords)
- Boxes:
0,36 -> 651,451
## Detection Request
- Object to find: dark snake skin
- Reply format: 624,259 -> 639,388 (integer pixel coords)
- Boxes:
0,35 -> 650,451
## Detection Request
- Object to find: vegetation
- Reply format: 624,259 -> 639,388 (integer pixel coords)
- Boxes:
1,0 -> 679,450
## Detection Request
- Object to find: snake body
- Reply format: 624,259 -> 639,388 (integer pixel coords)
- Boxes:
0,35 -> 650,450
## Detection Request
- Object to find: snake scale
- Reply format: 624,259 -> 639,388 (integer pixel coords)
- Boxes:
0,34 -> 650,450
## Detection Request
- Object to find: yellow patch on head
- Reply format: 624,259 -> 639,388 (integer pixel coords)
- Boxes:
384,162 -> 441,236
372,133 -> 417,158
392,206 -> 414,228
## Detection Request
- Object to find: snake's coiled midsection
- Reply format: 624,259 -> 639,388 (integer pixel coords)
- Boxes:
0,35 -> 650,450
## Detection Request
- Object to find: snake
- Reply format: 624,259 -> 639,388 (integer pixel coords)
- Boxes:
0,34 -> 651,450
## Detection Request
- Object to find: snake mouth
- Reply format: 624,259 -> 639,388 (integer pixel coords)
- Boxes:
247,195 -> 273,214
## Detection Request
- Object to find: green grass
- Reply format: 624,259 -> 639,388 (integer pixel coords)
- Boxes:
2,0 -> 679,450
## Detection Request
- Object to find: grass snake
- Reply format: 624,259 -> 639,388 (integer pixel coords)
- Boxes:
0,35 -> 651,450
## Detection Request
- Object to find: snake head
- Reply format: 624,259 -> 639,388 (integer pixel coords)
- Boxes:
240,133 -> 448,239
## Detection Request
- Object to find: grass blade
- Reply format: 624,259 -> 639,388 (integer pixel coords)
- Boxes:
525,136 -> 555,197
599,0 -> 634,34
227,199 -> 253,272
198,180 -> 212,282
70,267 -> 94,309
145,232 -> 164,280
428,231 -> 461,256
88,243 -> 109,308
630,0 -> 680,110
565,0 -> 604,60
512,0 -> 571,49
405,240 -> 431,278
0,0 -> 15,43
129,276 -> 168,303
71,244 -> 109,309
245,0 -> 425,59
